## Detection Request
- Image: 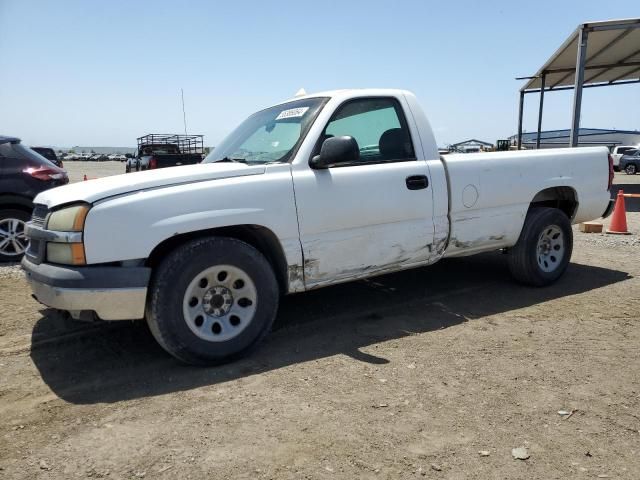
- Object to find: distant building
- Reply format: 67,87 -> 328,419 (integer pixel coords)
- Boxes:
449,139 -> 494,153
509,128 -> 640,149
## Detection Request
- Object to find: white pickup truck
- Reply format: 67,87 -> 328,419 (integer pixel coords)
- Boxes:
22,89 -> 615,364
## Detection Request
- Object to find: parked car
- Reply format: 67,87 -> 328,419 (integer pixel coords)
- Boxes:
0,136 -> 68,261
22,89 -> 613,364
620,149 -> 640,175
610,145 -> 639,171
126,134 -> 204,172
31,147 -> 63,168
125,155 -> 140,172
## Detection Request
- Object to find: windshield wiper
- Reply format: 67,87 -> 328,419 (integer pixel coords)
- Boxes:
218,157 -> 249,164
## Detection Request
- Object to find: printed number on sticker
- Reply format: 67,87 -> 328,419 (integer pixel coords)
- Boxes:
275,107 -> 309,120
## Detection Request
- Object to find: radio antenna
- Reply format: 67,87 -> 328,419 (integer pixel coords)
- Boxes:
181,88 -> 188,135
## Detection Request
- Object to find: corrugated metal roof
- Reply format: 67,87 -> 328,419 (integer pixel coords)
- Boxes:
450,139 -> 494,147
522,18 -> 640,91
510,128 -> 640,141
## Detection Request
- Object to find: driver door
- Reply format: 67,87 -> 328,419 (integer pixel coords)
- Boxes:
292,96 -> 435,288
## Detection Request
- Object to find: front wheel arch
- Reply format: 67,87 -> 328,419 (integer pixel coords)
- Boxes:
146,236 -> 280,364
145,224 -> 289,294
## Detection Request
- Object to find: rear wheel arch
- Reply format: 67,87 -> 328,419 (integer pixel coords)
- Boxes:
146,224 -> 289,294
528,186 -> 578,220
0,195 -> 34,214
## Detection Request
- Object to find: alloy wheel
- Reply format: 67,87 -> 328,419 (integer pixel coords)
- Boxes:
0,218 -> 28,257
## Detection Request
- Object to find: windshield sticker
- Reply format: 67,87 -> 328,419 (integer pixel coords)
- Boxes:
275,107 -> 309,120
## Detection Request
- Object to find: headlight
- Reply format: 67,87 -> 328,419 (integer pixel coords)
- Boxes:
47,204 -> 89,232
45,204 -> 89,265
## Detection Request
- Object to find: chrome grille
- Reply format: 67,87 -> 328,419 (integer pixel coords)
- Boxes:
31,204 -> 49,228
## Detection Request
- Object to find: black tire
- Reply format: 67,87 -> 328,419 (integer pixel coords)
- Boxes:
625,163 -> 637,175
507,207 -> 573,287
0,208 -> 31,262
146,237 -> 279,365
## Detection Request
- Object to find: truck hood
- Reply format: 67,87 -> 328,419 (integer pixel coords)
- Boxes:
34,163 -> 266,208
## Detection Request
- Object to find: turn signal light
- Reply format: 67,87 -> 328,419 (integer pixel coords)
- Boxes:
46,242 -> 86,265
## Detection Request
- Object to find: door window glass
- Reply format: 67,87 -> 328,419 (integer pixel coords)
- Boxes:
322,98 -> 415,164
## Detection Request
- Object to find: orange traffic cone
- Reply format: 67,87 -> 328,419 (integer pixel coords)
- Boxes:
606,190 -> 631,235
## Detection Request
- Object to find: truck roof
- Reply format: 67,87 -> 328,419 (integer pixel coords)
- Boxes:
278,88 -> 414,106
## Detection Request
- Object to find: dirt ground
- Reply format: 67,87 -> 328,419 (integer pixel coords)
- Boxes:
62,160 -> 128,183
1,167 -> 639,479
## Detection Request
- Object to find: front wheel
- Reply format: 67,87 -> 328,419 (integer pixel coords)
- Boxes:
625,164 -> 637,175
507,207 -> 573,287
146,237 -> 279,365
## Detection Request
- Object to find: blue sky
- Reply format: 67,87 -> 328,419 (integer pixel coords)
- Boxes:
1,0 -> 638,148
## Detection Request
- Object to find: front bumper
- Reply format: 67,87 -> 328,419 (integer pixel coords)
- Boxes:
21,257 -> 151,321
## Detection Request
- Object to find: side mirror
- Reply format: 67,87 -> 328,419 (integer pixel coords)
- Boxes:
310,136 -> 359,169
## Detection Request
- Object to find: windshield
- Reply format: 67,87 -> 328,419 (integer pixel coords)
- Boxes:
203,97 -> 328,164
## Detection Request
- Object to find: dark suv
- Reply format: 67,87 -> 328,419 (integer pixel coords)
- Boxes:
31,147 -> 63,168
0,136 -> 68,261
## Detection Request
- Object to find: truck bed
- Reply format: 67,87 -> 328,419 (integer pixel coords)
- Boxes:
441,147 -> 611,257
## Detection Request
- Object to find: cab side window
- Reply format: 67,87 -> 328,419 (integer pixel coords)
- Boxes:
320,97 -> 415,164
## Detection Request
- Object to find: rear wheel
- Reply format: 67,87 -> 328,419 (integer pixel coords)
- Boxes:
146,237 -> 279,365
0,209 -> 30,262
507,207 -> 573,287
625,163 -> 637,175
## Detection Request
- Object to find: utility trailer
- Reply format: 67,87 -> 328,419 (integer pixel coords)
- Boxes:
126,134 -> 204,172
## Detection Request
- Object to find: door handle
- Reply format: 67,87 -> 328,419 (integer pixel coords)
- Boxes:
405,175 -> 429,190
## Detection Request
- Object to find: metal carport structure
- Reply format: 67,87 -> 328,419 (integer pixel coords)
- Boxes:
516,18 -> 640,149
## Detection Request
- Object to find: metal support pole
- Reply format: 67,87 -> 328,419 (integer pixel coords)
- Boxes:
570,27 -> 589,147
517,91 -> 524,150
536,73 -> 546,149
